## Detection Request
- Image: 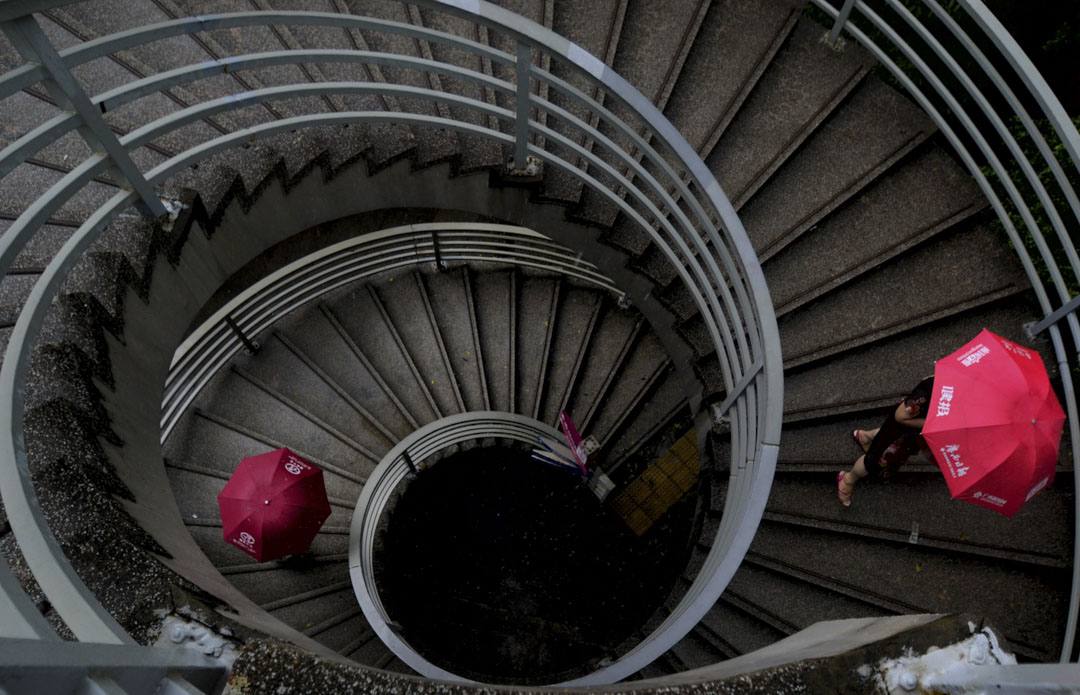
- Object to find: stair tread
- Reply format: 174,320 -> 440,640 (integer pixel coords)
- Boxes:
423,266 -> 489,412
763,475 -> 1071,564
709,19 -> 870,208
228,335 -> 396,459
273,302 -> 415,440
564,304 -> 640,431
776,222 -> 1028,368
726,561 -> 891,631
515,272 -> 559,419
749,523 -> 1066,658
324,283 -> 441,425
538,287 -> 604,426
783,300 -> 1039,421
664,0 -> 803,154
471,268 -> 513,412
374,272 -> 462,418
766,146 -> 989,316
739,78 -> 934,260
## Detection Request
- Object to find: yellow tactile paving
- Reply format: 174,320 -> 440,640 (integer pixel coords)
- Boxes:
610,427 -> 700,536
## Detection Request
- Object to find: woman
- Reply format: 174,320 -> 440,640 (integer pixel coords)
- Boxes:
837,376 -> 934,506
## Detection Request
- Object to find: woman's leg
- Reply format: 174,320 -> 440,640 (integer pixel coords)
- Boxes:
838,455 -> 869,505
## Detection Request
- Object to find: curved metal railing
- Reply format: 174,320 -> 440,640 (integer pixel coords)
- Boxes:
0,0 -> 781,685
161,222 -> 623,443
814,0 -> 1080,662
347,411 -> 564,683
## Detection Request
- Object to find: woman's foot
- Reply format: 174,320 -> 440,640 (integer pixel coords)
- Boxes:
837,471 -> 853,507
852,429 -> 871,452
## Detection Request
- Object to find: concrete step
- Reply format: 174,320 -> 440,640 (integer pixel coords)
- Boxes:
422,266 -> 490,412
587,329 -> 669,449
725,560 -> 891,633
415,5 -> 504,173
564,304 -> 642,436
764,475 -> 1072,568
544,0 -> 627,206
470,268 -> 514,412
782,299 -> 1040,422
233,332 -> 397,460
322,282 -> 442,426
748,522 -> 1066,660
373,271 -> 465,418
664,0 -> 803,156
162,399 -> 365,505
776,222 -> 1028,370
765,145 -> 989,319
514,272 -> 560,419
572,0 -> 711,226
739,77 -> 935,261
0,165 -> 121,224
536,287 -> 604,427
271,301 -> 416,441
706,16 -> 872,206
605,368 -> 686,470
694,595 -> 786,657
345,0 -> 463,168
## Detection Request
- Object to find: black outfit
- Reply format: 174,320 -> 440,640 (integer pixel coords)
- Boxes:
863,376 -> 935,480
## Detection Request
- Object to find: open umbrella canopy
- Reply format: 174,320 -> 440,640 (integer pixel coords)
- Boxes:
217,448 -> 331,561
922,329 -> 1065,517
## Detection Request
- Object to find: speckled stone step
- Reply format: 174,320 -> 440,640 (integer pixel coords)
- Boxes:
322,281 -> 442,426
372,271 -> 464,418
706,16 -> 872,206
663,0 -> 803,156
514,271 -> 560,419
782,299 -> 1041,422
748,522 -> 1066,660
470,268 -> 514,412
764,475 -> 1072,567
776,222 -> 1028,369
739,77 -> 935,261
535,285 -> 605,426
422,266 -> 490,412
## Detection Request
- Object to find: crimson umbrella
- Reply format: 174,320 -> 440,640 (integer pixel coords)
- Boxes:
217,448 -> 331,561
922,329 -> 1065,517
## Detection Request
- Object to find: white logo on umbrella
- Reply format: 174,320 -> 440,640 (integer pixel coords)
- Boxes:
972,491 -> 1007,507
1026,476 -> 1050,502
237,532 -> 255,547
284,458 -> 304,475
959,344 -> 990,366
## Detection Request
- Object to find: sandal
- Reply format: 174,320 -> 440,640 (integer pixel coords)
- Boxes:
852,429 -> 870,452
837,471 -> 852,507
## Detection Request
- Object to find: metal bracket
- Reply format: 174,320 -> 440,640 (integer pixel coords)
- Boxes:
1028,294 -> 1080,336
431,231 -> 446,272
710,358 -> 765,425
224,316 -> 260,354
402,450 -> 419,474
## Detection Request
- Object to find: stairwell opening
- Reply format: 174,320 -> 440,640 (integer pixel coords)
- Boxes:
373,442 -> 697,684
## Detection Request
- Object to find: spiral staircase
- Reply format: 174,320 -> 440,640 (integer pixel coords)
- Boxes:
1,0 -> 1079,691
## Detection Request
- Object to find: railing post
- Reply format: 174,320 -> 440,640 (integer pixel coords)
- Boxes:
0,15 -> 166,218
827,0 -> 857,46
513,41 -> 531,170
224,316 -> 260,354
402,450 -> 419,474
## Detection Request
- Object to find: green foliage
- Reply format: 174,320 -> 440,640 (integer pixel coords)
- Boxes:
979,115 -> 1080,299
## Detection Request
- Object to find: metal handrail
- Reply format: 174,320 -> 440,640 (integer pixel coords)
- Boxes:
815,0 -> 1080,662
161,223 -> 624,442
0,0 -> 780,684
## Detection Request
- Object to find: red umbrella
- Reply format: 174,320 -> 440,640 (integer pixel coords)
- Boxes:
922,329 -> 1065,517
217,448 -> 332,561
